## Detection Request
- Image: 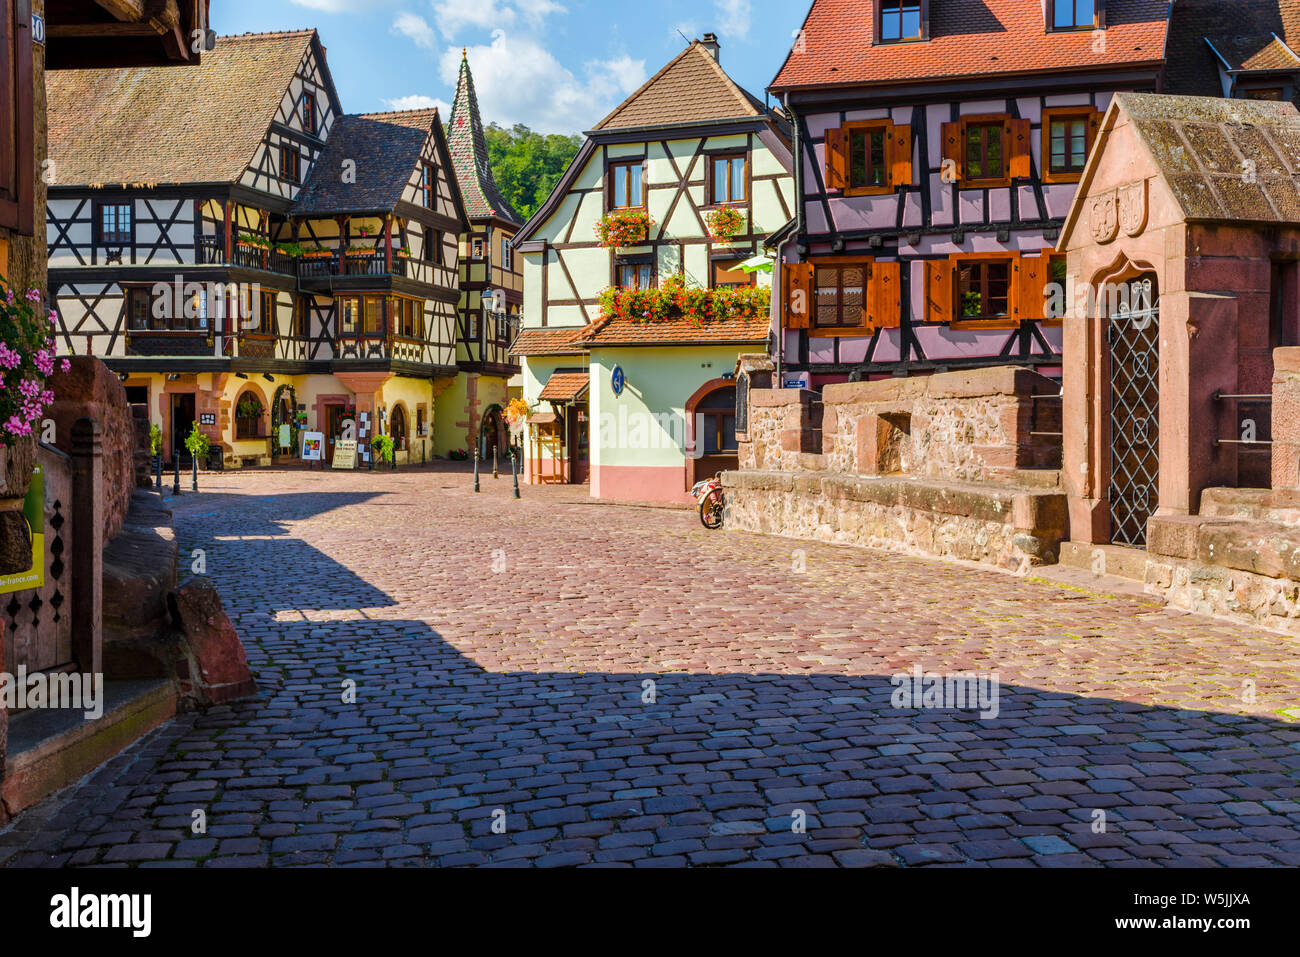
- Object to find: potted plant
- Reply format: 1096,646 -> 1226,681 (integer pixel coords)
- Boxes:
372,434 -> 394,464
448,448 -> 469,461
149,423 -> 163,458
705,206 -> 746,243
184,422 -> 211,462
0,284 -> 69,502
396,247 -> 412,260
595,210 -> 654,248
302,245 -> 334,259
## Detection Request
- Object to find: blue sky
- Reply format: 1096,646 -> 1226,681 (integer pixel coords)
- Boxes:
213,0 -> 811,135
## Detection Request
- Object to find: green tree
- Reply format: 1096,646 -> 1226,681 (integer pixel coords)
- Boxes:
482,123 -> 583,221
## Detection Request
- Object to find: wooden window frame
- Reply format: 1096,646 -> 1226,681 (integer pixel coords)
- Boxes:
338,296 -> 360,336
302,93 -> 317,135
846,122 -> 891,197
955,254 -> 1015,329
616,260 -> 655,291
941,114 -> 1032,188
607,158 -> 647,212
125,286 -> 155,331
1041,107 -> 1100,184
963,118 -> 1008,188
280,144 -> 301,185
707,151 -> 749,207
419,163 -> 435,209
501,237 -> 513,270
424,227 -> 440,265
472,238 -> 484,260
810,257 -> 873,337
1047,0 -> 1104,32
96,200 -> 134,246
696,386 -> 739,455
253,290 -> 276,337
0,0 -> 34,236
711,257 -> 755,290
294,298 -> 310,338
876,0 -> 928,44
826,120 -> 912,196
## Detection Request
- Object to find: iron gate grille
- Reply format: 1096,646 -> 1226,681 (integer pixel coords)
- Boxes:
1107,281 -> 1160,547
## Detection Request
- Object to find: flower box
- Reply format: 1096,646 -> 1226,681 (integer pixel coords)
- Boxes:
705,206 -> 747,243
596,210 -> 654,248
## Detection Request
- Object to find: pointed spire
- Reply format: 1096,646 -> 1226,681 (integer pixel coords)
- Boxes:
448,51 -> 523,226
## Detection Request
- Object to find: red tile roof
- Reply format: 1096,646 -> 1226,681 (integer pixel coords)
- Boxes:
508,327 -> 589,357
538,373 -> 591,402
577,315 -> 771,348
770,0 -> 1172,92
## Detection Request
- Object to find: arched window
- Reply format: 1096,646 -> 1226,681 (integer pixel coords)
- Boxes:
391,405 -> 408,451
696,386 -> 737,455
234,389 -> 266,440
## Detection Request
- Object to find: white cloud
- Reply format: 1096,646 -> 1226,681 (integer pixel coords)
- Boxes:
287,0 -> 377,11
392,12 -> 437,50
444,31 -> 646,134
514,0 -> 567,23
383,94 -> 453,113
433,0 -> 515,38
713,0 -> 752,41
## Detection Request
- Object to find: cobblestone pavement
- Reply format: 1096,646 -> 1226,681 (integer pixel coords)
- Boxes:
3,466 -> 1300,868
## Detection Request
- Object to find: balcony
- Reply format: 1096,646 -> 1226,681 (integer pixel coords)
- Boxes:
196,236 -> 298,277
195,238 -> 457,289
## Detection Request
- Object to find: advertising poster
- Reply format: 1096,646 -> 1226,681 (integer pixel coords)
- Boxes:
0,465 -> 46,596
301,432 -> 325,462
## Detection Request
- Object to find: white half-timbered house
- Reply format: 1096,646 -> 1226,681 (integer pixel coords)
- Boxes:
44,30 -> 467,468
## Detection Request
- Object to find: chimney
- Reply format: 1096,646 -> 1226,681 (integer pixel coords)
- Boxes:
700,33 -> 720,62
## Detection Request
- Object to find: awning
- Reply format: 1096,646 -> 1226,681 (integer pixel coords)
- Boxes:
539,372 -> 590,403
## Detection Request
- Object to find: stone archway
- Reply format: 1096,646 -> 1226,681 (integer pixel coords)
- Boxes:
479,404 -> 506,461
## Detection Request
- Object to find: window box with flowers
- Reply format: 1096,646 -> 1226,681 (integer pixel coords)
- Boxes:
597,274 -> 770,328
596,210 -> 654,248
301,246 -> 334,260
705,206 -> 747,243
236,234 -> 272,251
235,394 -> 266,440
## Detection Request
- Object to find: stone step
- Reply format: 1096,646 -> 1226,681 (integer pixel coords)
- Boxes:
1059,541 -> 1149,582
1,678 -> 175,820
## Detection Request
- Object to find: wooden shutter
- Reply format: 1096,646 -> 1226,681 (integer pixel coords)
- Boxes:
1008,118 -> 1033,180
924,258 -> 956,325
888,125 -> 913,189
1014,254 -> 1045,320
0,0 -> 35,237
867,261 -> 902,329
940,121 -> 963,182
825,127 -> 848,191
783,262 -> 814,330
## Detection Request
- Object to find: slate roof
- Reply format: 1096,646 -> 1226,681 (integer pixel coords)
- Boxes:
592,41 -> 767,131
1165,0 -> 1300,98
769,0 -> 1172,92
293,109 -> 438,215
47,31 -> 321,186
1066,92 -> 1300,237
577,314 -> 772,348
538,373 -> 591,402
508,327 -> 589,357
448,52 -> 524,225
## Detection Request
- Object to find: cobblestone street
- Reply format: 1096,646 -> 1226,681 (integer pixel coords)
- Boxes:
3,466 -> 1300,868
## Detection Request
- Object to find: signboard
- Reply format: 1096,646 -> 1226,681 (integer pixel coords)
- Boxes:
31,14 -> 45,46
199,413 -> 216,426
611,365 -> 626,397
279,424 -> 292,451
332,439 -> 358,470
301,432 -> 325,462
783,371 -> 812,391
0,465 -> 45,595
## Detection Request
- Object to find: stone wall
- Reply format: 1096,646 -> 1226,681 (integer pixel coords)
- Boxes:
48,357 -> 137,542
726,366 -> 1068,572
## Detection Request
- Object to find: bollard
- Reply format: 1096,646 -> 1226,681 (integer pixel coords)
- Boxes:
493,445 -> 499,480
511,449 -> 520,499
172,455 -> 181,495
155,453 -> 162,490
191,454 -> 199,493
473,446 -> 480,492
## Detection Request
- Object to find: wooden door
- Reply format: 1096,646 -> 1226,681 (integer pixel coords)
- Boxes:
571,404 -> 590,484
170,393 -> 196,465
325,405 -> 346,465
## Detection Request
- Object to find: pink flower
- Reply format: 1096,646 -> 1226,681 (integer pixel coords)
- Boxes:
34,348 -> 54,377
60,359 -> 71,374
24,289 -> 40,302
3,416 -> 32,437
0,342 -> 19,371
18,378 -> 41,400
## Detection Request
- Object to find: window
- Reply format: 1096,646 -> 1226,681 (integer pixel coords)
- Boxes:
501,237 -> 513,270
965,122 -> 1004,182
98,202 -> 133,244
1048,116 -> 1088,176
709,153 -> 747,205
127,287 -> 154,330
294,299 -> 310,338
339,297 -> 359,335
235,391 -> 263,440
424,227 -> 441,264
364,296 -> 384,335
712,259 -> 753,289
1,0 -> 35,235
419,163 -> 434,208
697,387 -> 738,455
1052,0 -> 1097,29
280,145 -> 301,184
617,262 -> 654,290
396,298 -> 421,339
958,259 -> 1012,322
302,93 -> 317,135
256,290 -> 276,335
880,1 -> 922,42
850,127 -> 888,190
1245,88 -> 1285,101
609,160 -> 645,210
815,264 -> 866,328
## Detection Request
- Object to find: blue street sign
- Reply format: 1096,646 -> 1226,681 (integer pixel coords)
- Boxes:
611,365 -> 626,397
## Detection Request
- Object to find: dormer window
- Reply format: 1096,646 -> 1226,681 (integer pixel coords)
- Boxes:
877,0 -> 926,44
1050,0 -> 1103,31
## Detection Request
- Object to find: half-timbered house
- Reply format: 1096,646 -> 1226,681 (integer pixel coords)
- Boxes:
767,0 -> 1177,387
513,36 -> 795,502
44,30 -> 468,467
439,50 -> 525,460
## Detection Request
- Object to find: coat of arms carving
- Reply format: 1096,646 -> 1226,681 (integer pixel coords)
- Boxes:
1118,181 -> 1148,237
1090,189 -> 1119,244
